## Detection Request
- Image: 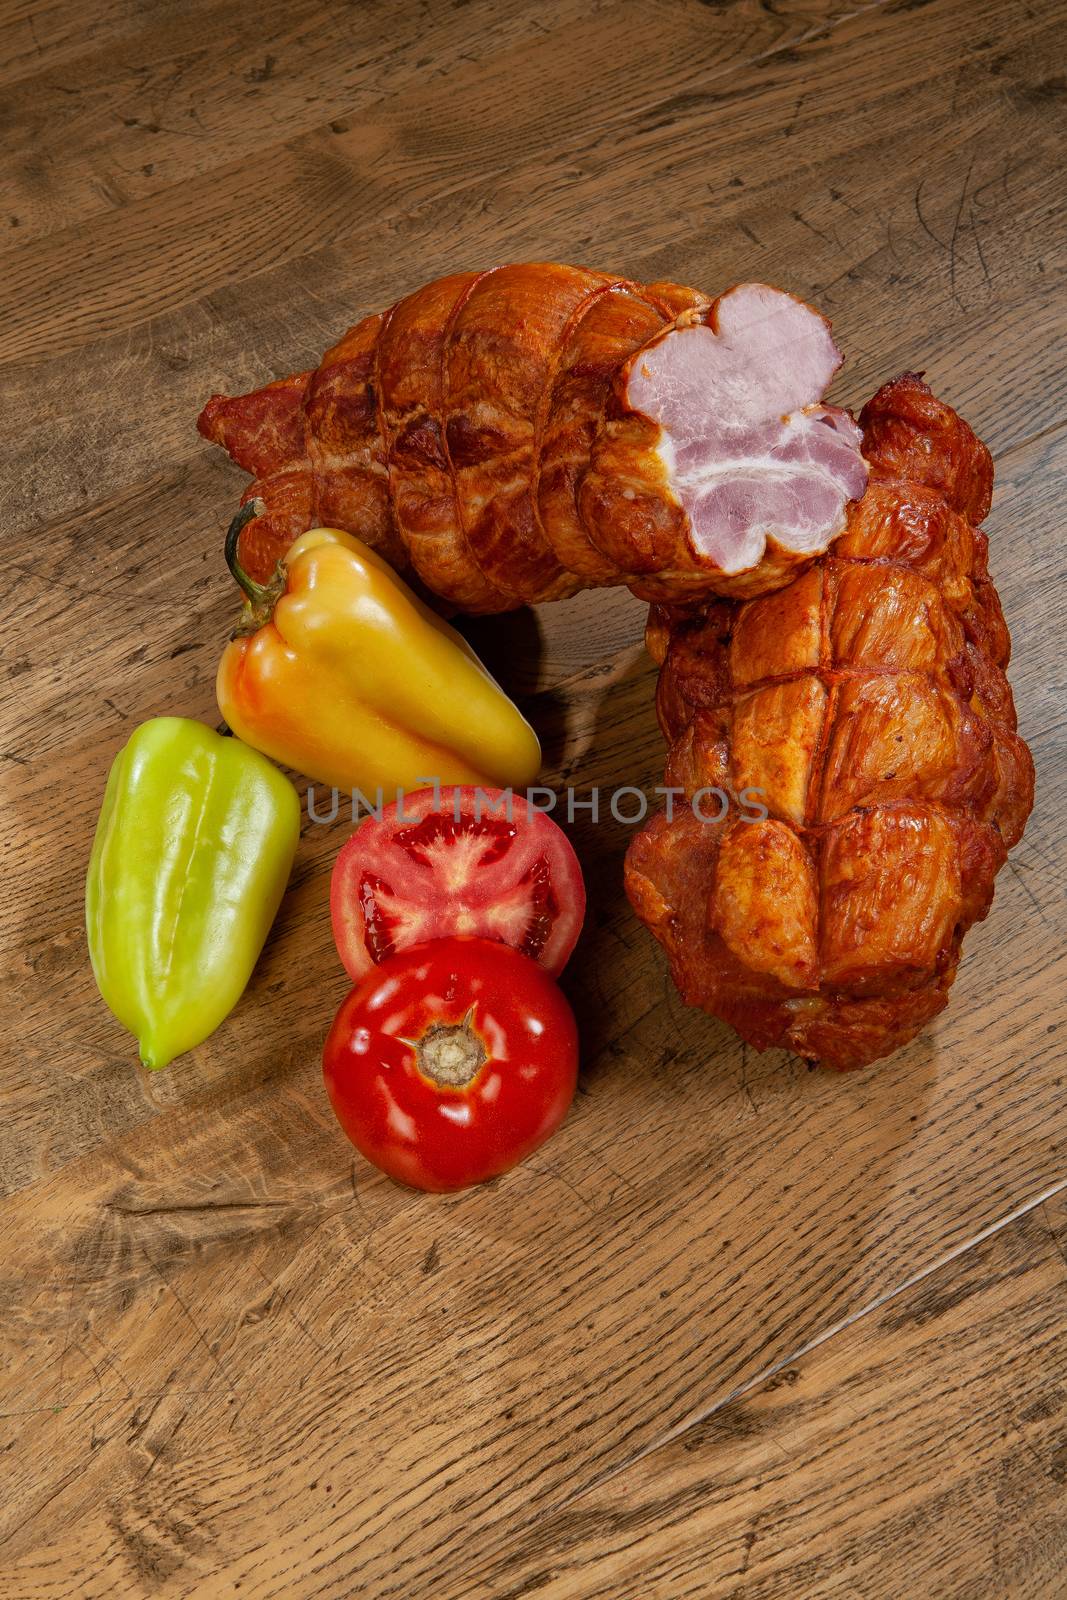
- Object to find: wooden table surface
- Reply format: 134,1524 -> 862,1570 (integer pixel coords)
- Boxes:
3,1 -> 1066,1595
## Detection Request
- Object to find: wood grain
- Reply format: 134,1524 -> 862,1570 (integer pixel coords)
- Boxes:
1,0 -> 1064,1594
459,1195 -> 1067,1598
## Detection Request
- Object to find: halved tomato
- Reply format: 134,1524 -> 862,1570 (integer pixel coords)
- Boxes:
330,787 -> 586,980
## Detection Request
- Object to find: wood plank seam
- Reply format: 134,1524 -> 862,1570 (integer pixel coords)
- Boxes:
557,1174 -> 1067,1512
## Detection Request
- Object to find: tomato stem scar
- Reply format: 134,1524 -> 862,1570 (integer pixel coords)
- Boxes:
411,1006 -> 487,1088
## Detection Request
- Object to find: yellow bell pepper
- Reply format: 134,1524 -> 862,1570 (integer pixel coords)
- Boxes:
217,504 -> 541,794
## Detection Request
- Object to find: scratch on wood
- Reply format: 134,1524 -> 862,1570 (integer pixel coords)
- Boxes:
948,151 -> 978,311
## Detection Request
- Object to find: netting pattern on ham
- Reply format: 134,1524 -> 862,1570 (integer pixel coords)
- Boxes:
624,374 -> 1034,1069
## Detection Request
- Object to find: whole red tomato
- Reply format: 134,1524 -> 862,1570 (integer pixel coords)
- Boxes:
323,936 -> 579,1193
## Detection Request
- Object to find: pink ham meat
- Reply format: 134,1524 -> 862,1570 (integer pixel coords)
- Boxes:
641,288 -> 865,569
199,266 -> 867,606
581,284 -> 868,600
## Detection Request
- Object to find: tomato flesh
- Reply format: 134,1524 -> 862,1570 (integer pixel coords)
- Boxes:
331,788 -> 585,980
323,936 -> 579,1192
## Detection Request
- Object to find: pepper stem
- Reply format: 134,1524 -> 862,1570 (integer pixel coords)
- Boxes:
225,500 -> 272,606
224,499 -> 288,637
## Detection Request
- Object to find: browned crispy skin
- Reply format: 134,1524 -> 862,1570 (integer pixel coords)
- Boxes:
442,263 -> 608,603
537,280 -> 696,583
625,375 -> 1034,1070
197,372 -> 314,580
375,269 -> 510,611
199,262 -> 692,603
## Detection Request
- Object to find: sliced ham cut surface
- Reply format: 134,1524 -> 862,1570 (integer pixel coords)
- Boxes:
622,284 -> 868,577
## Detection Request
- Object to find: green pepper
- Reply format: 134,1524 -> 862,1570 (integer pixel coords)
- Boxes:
86,717 -> 300,1069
